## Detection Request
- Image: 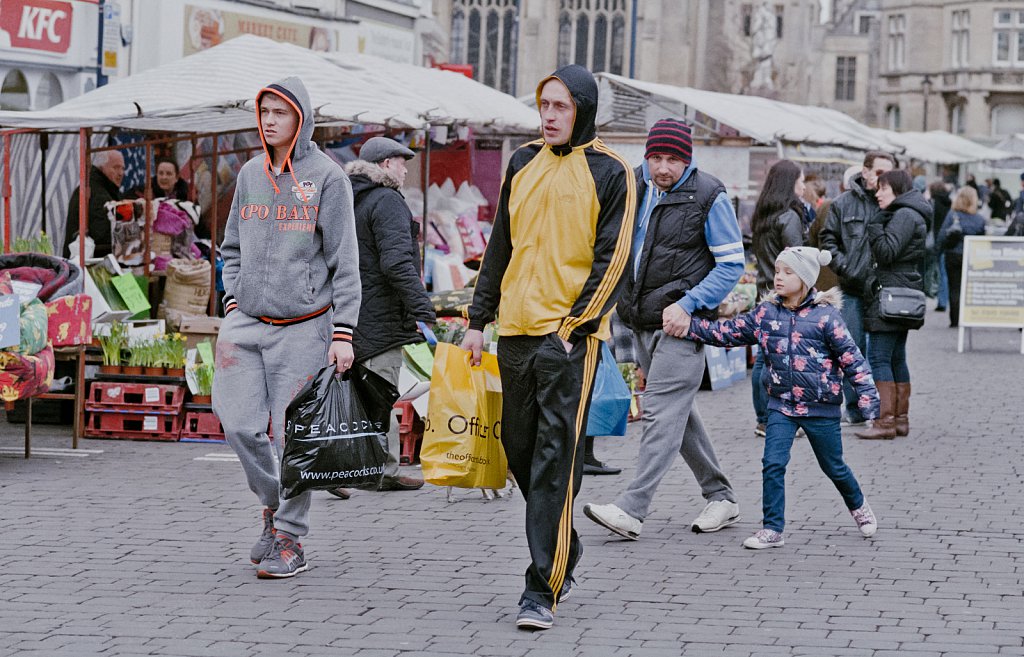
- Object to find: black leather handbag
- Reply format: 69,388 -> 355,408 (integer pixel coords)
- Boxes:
878,287 -> 926,324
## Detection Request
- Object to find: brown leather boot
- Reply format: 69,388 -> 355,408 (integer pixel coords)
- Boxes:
894,382 -> 911,437
856,381 -> 897,440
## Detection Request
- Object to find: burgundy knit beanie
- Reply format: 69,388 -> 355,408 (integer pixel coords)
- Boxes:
645,118 -> 693,164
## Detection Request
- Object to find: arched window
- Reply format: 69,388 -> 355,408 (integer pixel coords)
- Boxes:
453,1 -> 520,93
467,9 -> 481,80
502,8 -> 517,94
562,1 -> 631,76
484,10 -> 500,87
886,104 -> 901,131
949,103 -> 966,135
610,14 -> 625,74
36,73 -> 64,109
593,14 -> 608,72
0,69 -> 30,111
450,7 -> 466,63
558,12 -> 572,67
575,14 -> 589,65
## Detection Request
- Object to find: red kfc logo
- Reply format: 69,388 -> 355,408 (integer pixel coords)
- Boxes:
0,0 -> 73,54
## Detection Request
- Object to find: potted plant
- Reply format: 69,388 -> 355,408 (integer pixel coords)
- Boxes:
191,362 -> 214,404
97,321 -> 127,374
165,333 -> 187,378
123,339 -> 146,376
143,338 -> 165,376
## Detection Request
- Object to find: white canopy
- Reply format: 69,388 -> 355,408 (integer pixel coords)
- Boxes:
597,73 -> 1013,164
0,35 -> 538,135
881,130 -> 1015,165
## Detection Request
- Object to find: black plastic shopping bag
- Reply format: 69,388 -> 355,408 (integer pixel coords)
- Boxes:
281,363 -> 399,499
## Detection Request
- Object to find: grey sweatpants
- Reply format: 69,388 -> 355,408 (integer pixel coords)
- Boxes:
360,347 -> 403,479
614,330 -> 736,521
212,310 -> 331,537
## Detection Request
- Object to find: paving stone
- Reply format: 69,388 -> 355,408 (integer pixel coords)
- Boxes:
3,315 -> 1021,656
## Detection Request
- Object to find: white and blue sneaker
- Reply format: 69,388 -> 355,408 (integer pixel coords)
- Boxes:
516,599 -> 554,630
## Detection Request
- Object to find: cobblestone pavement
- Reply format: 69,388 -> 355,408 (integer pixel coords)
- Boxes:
2,310 -> 1022,657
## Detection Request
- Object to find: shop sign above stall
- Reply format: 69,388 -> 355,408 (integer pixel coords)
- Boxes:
0,0 -> 73,54
183,4 -> 336,56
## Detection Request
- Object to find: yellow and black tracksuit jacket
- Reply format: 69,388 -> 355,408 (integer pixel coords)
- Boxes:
469,64 -> 635,612
467,89 -> 636,341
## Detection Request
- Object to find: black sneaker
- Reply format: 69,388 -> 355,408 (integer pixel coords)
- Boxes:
840,413 -> 867,427
257,531 -> 309,579
250,508 -> 275,565
583,459 -> 622,475
516,599 -> 553,630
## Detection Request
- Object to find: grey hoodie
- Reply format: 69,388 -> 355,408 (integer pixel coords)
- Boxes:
220,76 -> 360,340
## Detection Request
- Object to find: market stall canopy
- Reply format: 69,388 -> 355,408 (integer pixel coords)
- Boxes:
597,72 -> 896,151
0,35 -> 538,135
881,130 -> 1014,165
323,52 -> 540,135
992,133 -> 1024,168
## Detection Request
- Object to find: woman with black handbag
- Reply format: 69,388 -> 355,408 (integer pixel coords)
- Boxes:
857,169 -> 928,440
937,186 -> 987,328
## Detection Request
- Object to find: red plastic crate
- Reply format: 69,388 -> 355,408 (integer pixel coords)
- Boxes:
395,401 -> 423,465
84,410 -> 181,441
87,381 -> 185,415
179,411 -> 225,443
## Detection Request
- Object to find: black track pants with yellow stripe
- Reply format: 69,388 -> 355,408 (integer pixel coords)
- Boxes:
496,333 -> 600,611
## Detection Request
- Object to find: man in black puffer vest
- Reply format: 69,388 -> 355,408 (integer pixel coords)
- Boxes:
584,118 -> 745,541
341,137 -> 436,493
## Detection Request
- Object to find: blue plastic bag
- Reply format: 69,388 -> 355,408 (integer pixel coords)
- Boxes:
585,342 -> 631,437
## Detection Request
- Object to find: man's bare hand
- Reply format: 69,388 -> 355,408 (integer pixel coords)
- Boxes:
662,303 -> 692,338
461,329 -> 484,366
328,341 -> 354,373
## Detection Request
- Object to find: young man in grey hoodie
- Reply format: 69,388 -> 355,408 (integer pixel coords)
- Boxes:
213,76 -> 361,579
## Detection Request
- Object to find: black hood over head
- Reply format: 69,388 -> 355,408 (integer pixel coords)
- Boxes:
890,189 -> 932,219
535,64 -> 598,156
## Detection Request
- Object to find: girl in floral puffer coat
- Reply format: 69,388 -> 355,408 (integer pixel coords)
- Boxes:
688,247 -> 881,550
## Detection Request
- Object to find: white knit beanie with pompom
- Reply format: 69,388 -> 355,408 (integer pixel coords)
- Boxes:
776,246 -> 833,290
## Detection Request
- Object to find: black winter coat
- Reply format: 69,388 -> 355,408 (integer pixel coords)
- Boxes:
752,208 -> 804,297
64,166 -> 122,258
863,191 -> 929,332
346,161 -> 435,362
930,190 -> 951,242
818,174 -> 877,298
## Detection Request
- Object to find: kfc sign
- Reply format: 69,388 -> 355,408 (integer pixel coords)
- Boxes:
0,0 -> 73,54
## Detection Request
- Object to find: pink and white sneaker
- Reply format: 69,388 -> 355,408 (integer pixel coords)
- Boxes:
850,502 -> 878,537
742,528 -> 785,549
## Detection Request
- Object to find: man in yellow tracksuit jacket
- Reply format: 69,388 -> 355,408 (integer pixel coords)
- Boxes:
461,64 -> 636,630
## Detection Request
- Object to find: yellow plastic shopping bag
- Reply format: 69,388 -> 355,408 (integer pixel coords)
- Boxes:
421,342 -> 508,489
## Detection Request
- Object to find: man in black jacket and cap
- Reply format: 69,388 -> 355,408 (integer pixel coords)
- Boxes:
819,150 -> 895,426
64,150 -> 124,258
338,136 -> 435,493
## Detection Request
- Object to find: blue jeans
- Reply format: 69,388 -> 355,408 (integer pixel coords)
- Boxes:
762,412 -> 865,532
867,330 -> 910,383
839,294 -> 867,420
937,252 -> 949,308
751,350 -> 768,425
